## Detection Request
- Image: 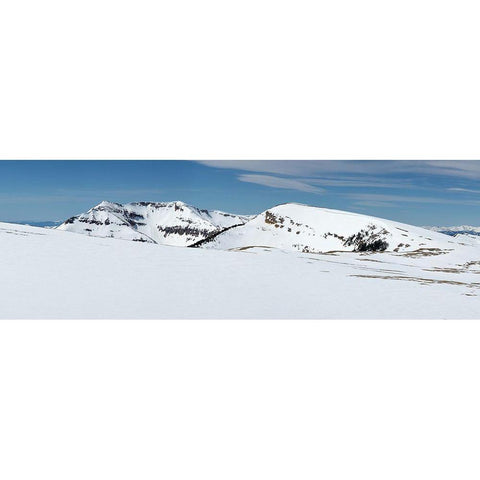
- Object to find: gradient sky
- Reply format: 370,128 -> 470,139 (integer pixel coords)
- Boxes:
1,160 -> 480,226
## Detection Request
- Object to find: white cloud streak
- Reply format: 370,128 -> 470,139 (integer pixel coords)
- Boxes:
237,174 -> 324,194
350,193 -> 480,206
198,160 -> 480,180
448,187 -> 480,194
198,160 -> 480,195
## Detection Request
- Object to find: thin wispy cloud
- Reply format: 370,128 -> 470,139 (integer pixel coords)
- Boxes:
237,174 -> 413,193
349,193 -> 480,206
237,174 -> 324,194
199,161 -> 480,212
418,161 -> 480,179
448,187 -> 480,194
306,177 -> 414,189
198,160 -> 480,180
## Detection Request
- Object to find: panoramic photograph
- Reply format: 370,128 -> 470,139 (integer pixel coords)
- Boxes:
1,159 -> 479,319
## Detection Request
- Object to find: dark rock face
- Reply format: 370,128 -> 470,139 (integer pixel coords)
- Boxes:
78,218 -> 105,226
157,225 -> 213,238
264,211 -> 310,234
265,211 -> 283,225
126,212 -> 145,221
343,225 -> 389,252
323,232 -> 346,241
354,239 -> 389,252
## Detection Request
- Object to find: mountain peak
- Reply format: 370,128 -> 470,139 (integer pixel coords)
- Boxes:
93,200 -> 122,209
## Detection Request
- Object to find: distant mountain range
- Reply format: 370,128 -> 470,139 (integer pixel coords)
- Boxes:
425,225 -> 480,236
10,220 -> 62,228
55,200 -> 468,253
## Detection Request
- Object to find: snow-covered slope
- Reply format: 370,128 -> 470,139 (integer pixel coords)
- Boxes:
1,220 -> 480,318
198,203 -> 457,253
57,201 -> 251,246
453,233 -> 480,244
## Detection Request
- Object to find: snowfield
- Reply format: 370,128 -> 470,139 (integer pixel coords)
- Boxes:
1,218 -> 480,319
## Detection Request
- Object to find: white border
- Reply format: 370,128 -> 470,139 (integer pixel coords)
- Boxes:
0,1 -> 479,160
1,320 -> 480,479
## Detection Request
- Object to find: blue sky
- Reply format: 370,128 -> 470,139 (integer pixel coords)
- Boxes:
1,160 -> 480,226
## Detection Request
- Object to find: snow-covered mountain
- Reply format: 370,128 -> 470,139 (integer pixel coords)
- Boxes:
58,201 -> 473,254
57,201 -> 252,246
426,225 -> 480,236
196,203 -> 458,253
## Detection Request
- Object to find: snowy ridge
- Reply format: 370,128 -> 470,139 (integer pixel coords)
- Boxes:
200,203 -> 460,253
57,201 -> 252,246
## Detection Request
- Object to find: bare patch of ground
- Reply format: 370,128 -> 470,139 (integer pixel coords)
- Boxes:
0,227 -> 46,236
234,245 -> 273,251
396,248 -> 452,258
423,267 -> 464,274
349,274 -> 480,289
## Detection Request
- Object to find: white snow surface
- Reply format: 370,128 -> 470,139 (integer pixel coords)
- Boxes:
57,200 -> 251,246
2,219 -> 480,319
453,233 -> 480,244
201,203 -> 457,253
